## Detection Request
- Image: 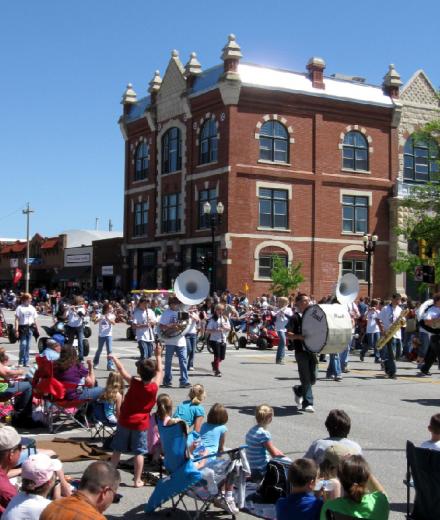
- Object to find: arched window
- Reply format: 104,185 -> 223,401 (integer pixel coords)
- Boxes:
404,136 -> 439,183
342,251 -> 367,281
258,249 -> 288,278
135,142 -> 149,180
162,127 -> 181,174
342,131 -> 368,171
199,119 -> 218,164
259,121 -> 289,163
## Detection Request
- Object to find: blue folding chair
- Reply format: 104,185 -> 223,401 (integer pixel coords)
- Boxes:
145,419 -> 248,519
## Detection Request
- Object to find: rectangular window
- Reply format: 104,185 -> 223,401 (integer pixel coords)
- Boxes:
162,193 -> 181,233
133,202 -> 148,236
342,259 -> 367,281
198,188 -> 217,229
258,188 -> 288,229
342,195 -> 368,234
258,254 -> 288,278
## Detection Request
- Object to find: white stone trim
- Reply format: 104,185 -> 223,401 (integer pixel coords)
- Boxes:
156,119 -> 187,235
339,126 -> 374,159
253,240 -> 293,281
337,244 -> 372,282
125,184 -> 155,195
340,189 -> 373,206
186,166 -> 230,181
256,181 -> 292,199
254,115 -> 294,144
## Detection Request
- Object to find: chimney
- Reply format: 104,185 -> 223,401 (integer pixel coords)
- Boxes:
185,52 -> 202,89
221,34 -> 242,80
121,83 -> 137,115
383,64 -> 402,99
148,70 -> 162,104
307,57 -> 326,89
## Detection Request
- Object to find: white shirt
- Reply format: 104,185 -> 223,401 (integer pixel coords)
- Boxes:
98,312 -> 115,337
133,307 -> 156,342
185,310 -> 199,335
67,305 -> 86,327
420,439 -> 440,451
378,304 -> 403,340
206,316 -> 230,342
159,308 -> 187,346
366,308 -> 380,334
423,305 -> 440,338
15,304 -> 37,325
3,492 -> 51,520
274,307 -> 293,331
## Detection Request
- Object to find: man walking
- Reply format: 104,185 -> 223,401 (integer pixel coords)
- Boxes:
419,293 -> 440,376
377,293 -> 403,379
132,298 -> 156,360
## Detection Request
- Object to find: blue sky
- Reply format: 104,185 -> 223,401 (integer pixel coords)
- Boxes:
1,0 -> 438,239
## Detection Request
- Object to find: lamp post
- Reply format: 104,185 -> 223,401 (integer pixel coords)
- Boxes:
203,201 -> 224,295
362,233 -> 378,299
22,202 -> 34,293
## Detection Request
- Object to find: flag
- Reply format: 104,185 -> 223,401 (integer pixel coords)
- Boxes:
13,268 -> 22,285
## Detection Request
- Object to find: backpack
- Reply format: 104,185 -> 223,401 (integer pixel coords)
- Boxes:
258,459 -> 289,503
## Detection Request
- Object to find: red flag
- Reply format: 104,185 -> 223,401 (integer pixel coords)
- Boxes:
13,268 -> 23,285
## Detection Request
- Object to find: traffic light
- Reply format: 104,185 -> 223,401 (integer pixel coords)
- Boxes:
418,239 -> 427,260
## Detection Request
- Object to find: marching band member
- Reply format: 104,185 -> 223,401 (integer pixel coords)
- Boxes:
376,293 -> 403,379
206,304 -> 231,377
64,296 -> 87,361
93,302 -> 116,370
185,307 -> 200,372
132,298 -> 156,360
274,296 -> 293,365
419,293 -> 440,376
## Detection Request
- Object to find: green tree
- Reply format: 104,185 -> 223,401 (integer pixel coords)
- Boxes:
392,118 -> 440,287
270,256 -> 304,296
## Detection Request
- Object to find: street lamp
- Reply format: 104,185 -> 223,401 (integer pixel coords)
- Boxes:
203,201 -> 224,295
362,233 -> 378,299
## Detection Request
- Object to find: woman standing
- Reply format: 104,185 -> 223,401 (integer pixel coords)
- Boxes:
274,297 -> 293,365
93,302 -> 116,370
206,304 -> 230,377
14,293 -> 39,367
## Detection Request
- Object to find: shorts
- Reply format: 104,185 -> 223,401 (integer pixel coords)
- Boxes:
111,424 -> 148,455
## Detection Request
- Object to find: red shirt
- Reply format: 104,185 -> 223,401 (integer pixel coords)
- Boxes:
0,467 -> 17,513
118,378 -> 158,431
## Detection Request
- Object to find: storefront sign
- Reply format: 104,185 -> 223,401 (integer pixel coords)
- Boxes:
66,253 -> 91,264
102,265 -> 114,276
10,258 -> 18,268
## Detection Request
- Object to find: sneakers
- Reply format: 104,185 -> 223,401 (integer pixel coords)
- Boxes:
214,495 -> 239,515
162,382 -> 172,388
180,382 -> 191,388
276,360 -> 286,365
188,367 -> 195,371
418,371 -> 432,377
215,371 -> 222,377
303,405 -> 315,413
292,386 -> 303,407
335,376 -> 342,382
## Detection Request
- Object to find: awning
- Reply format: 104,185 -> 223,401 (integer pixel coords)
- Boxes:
41,238 -> 59,249
11,243 -> 26,253
52,266 -> 91,282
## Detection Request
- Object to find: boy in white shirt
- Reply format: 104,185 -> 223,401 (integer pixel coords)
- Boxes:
420,413 -> 440,451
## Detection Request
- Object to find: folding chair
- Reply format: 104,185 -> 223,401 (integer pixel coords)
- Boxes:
145,419 -> 248,519
406,440 -> 440,520
326,511 -> 360,520
32,355 -> 91,434
90,401 -> 116,443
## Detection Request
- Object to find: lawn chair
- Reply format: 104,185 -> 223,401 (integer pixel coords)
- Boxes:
32,355 -> 91,433
90,400 -> 116,443
326,511 -> 360,520
406,440 -> 440,520
145,419 -> 249,519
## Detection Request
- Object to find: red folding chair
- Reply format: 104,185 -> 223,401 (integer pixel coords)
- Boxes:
32,355 -> 91,433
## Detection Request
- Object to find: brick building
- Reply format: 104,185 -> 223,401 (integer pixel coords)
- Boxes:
120,35 -> 403,300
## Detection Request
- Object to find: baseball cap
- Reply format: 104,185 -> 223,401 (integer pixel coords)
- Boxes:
0,426 -> 21,450
22,454 -> 62,487
323,444 -> 358,466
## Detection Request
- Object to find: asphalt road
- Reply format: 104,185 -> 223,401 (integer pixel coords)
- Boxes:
1,309 -> 437,519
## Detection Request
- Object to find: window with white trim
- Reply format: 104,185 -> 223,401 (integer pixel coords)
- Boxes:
342,131 -> 368,171
198,188 -> 217,229
342,258 -> 367,281
258,253 -> 288,278
259,121 -> 289,163
199,119 -> 218,164
133,201 -> 148,236
258,188 -> 288,229
404,136 -> 439,183
162,127 -> 182,174
162,193 -> 181,233
135,142 -> 149,180
342,195 -> 368,234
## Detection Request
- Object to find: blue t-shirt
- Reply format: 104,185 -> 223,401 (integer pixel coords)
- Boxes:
276,492 -> 323,520
199,423 -> 227,455
173,400 -> 205,428
245,425 -> 271,471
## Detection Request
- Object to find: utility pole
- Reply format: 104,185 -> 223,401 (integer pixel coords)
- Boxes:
108,219 -> 113,231
95,217 -> 99,231
22,202 -> 34,293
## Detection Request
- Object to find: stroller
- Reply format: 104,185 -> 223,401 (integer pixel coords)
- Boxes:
146,420 -> 249,519
0,308 -> 17,344
38,321 -> 90,357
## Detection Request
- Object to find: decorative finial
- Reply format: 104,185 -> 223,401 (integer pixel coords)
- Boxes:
185,52 -> 202,76
383,63 -> 402,87
221,33 -> 242,61
121,83 -> 137,104
171,49 -> 179,58
148,70 -> 162,94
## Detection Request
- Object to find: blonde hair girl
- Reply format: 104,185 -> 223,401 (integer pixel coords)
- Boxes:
173,383 -> 206,432
100,371 -> 124,424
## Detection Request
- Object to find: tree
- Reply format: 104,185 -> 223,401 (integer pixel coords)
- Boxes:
392,118 -> 440,288
270,256 -> 304,296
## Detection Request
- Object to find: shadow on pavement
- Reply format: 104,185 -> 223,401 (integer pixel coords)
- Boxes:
402,398 -> 440,407
389,502 -> 408,513
227,404 -> 302,417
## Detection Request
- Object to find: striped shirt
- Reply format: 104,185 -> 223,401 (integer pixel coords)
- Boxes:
245,425 -> 271,471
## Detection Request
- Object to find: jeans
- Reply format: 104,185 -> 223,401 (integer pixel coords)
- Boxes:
339,342 -> 351,370
419,331 -> 431,359
78,386 -> 104,401
294,350 -> 317,408
18,329 -> 33,366
326,353 -> 341,378
3,381 -> 33,418
211,341 -> 226,372
421,335 -> 440,373
383,338 -> 400,376
94,336 -> 113,368
164,344 -> 189,386
66,325 -> 85,360
403,330 -> 415,357
137,340 -> 154,360
362,332 -> 380,360
185,333 -> 197,369
276,330 -> 286,362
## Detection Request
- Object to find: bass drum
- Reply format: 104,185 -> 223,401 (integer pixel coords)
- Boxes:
301,304 -> 352,354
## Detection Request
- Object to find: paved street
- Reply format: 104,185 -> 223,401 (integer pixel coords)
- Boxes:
1,309 -> 438,519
